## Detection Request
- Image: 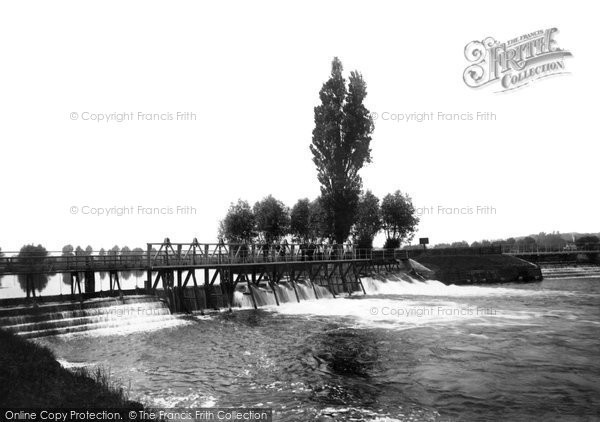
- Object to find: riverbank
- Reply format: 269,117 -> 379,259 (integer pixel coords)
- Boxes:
413,252 -> 542,284
0,328 -> 144,408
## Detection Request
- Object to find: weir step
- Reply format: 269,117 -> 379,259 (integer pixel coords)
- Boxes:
15,314 -> 186,339
0,301 -> 168,326
0,295 -> 180,339
1,307 -> 172,333
0,295 -> 161,318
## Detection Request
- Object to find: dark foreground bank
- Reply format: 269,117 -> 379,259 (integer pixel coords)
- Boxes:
0,328 -> 143,408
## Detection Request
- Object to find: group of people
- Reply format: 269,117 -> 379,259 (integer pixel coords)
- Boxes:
221,240 -> 356,262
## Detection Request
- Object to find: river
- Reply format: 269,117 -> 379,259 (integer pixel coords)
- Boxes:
36,276 -> 600,421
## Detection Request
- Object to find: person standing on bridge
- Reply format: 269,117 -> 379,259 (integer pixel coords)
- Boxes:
279,239 -> 288,260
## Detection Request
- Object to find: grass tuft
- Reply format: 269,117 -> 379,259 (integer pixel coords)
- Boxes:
0,328 -> 143,408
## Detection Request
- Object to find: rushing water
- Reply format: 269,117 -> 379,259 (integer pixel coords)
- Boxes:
37,276 -> 600,421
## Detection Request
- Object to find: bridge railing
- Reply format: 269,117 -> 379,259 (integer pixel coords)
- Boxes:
501,244 -> 600,254
146,242 -> 400,267
0,244 -> 403,276
0,252 -> 149,275
403,246 -> 503,257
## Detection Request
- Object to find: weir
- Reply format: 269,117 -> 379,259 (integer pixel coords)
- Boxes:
0,295 -> 185,338
0,239 -> 412,315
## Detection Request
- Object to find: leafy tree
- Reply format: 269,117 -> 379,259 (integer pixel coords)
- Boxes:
219,199 -> 256,243
381,190 -> 419,248
536,232 -> 566,250
98,248 -> 107,280
290,199 -> 311,242
308,197 -> 331,242
108,245 -> 120,268
61,245 -> 74,285
120,246 -> 132,280
132,247 -> 145,278
74,245 -> 93,257
516,236 -> 537,250
576,235 -> 600,249
253,195 -> 290,243
434,242 -> 471,249
17,244 -> 49,298
310,57 -> 374,243
352,190 -> 381,249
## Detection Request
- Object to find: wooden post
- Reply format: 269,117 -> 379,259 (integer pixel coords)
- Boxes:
75,272 -> 82,295
146,243 -> 152,291
223,268 -> 232,312
84,270 -> 95,293
113,271 -> 121,291
247,277 -> 258,309
191,271 -> 204,315
269,280 -> 280,305
309,278 -> 319,299
341,273 -> 351,296
341,263 -> 352,296
354,265 -> 367,295
263,268 -> 280,306
326,265 -> 337,298
75,272 -> 83,305
289,270 -> 301,303
168,271 -> 176,312
177,269 -> 183,313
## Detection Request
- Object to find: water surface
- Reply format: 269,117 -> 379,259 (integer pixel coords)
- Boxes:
38,277 -> 600,421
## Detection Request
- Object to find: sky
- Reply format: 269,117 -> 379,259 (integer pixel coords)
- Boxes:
0,0 -> 598,252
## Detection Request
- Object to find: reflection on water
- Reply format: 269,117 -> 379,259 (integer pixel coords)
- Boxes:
16,272 -> 50,296
0,273 -> 147,298
36,277 -> 600,421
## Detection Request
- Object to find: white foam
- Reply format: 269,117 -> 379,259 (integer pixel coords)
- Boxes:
362,276 -> 558,297
228,276 -> 575,331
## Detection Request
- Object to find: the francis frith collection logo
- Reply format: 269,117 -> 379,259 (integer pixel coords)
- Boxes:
463,28 -> 572,92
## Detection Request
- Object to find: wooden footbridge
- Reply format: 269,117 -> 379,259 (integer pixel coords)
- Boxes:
0,239 -> 406,312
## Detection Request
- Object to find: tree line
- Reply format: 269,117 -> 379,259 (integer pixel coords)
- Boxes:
428,232 -> 600,251
219,190 -> 419,250
60,244 -> 146,281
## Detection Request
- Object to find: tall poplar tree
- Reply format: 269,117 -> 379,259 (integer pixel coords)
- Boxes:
310,57 -> 374,243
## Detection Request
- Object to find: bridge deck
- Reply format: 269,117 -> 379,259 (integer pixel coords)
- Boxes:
0,241 -> 394,276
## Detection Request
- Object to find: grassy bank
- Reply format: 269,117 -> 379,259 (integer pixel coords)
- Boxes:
0,328 -> 143,408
